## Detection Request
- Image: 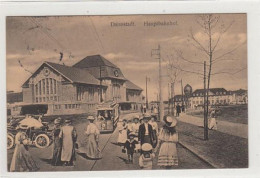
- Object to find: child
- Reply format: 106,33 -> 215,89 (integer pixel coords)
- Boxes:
124,132 -> 138,163
139,143 -> 155,170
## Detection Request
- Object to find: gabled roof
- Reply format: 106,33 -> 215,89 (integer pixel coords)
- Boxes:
22,62 -> 102,87
73,55 -> 126,80
125,80 -> 143,91
73,55 -> 118,68
45,62 -> 101,86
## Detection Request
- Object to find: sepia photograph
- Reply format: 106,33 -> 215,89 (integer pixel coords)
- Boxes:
6,14 -> 248,172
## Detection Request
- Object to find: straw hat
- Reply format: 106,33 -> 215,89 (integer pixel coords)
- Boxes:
143,113 -> 151,119
54,118 -> 61,124
87,115 -> 95,120
65,119 -> 71,124
133,115 -> 139,120
141,143 -> 153,152
165,115 -> 177,127
128,132 -> 136,137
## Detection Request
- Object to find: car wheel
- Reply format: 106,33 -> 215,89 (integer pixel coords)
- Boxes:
34,134 -> 50,148
7,134 -> 15,149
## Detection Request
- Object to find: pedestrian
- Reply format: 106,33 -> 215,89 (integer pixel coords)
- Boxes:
138,113 -> 156,148
176,103 -> 181,117
117,119 -> 128,146
126,119 -> 133,136
181,104 -> 185,113
139,143 -> 155,170
143,104 -> 147,113
51,117 -> 62,166
131,117 -> 140,138
149,116 -> 158,148
10,124 -> 39,172
59,119 -> 77,166
208,109 -> 218,130
83,115 -> 102,159
157,115 -> 178,168
124,132 -> 138,164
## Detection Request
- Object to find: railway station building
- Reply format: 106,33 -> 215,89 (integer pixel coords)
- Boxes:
16,55 -> 143,115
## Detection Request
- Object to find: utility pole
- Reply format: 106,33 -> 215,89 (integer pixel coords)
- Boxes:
204,61 -> 208,140
151,45 -> 164,121
99,66 -> 103,102
168,83 -> 171,114
181,79 -> 184,106
171,82 -> 175,116
145,76 -> 149,109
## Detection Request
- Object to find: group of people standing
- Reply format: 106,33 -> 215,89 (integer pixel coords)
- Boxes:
51,118 -> 77,166
117,113 -> 179,170
51,115 -> 102,167
9,112 -> 179,171
10,115 -> 102,172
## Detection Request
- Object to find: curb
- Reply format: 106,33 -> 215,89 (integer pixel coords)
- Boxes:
178,141 -> 221,168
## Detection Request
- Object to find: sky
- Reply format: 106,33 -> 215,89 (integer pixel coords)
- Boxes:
6,14 -> 247,101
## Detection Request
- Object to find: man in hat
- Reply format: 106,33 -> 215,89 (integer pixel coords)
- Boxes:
138,113 -> 155,148
59,119 -> 77,166
131,116 -> 140,137
176,103 -> 181,117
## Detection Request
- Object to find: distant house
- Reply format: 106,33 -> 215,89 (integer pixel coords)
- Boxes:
169,94 -> 189,107
15,54 -> 143,116
7,91 -> 23,104
228,89 -> 248,104
171,86 -> 247,109
190,88 -> 230,109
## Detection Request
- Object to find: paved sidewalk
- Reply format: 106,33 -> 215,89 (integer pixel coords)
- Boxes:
176,121 -> 248,168
178,113 -> 248,139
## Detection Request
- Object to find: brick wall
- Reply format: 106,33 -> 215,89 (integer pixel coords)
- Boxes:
22,86 -> 33,103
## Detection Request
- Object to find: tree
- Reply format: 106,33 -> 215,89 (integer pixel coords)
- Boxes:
179,14 -> 243,120
166,54 -> 182,115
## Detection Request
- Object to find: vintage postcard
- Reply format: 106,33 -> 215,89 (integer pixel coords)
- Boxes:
6,14 -> 248,172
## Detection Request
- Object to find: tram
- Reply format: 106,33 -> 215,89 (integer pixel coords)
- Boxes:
94,104 -> 119,133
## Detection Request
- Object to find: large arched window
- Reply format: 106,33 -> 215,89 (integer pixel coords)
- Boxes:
35,78 -> 58,103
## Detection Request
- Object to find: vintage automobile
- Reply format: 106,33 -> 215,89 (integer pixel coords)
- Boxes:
94,105 -> 119,133
7,115 -> 52,150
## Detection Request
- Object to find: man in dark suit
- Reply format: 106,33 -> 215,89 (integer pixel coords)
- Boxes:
176,103 -> 181,117
138,113 -> 155,148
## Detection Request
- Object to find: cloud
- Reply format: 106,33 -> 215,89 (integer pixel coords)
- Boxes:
103,52 -> 134,60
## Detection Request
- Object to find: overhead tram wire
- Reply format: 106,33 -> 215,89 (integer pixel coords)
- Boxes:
28,17 -> 75,62
89,17 -> 105,52
29,17 -> 66,50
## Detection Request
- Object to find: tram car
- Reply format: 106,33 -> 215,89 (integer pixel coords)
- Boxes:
94,105 -> 119,133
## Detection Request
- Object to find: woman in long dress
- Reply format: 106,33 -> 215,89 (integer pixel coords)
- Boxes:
51,118 -> 62,166
157,115 -> 178,168
117,119 -> 128,146
59,119 -> 77,166
83,115 -> 102,159
208,109 -> 218,130
10,125 -> 39,172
